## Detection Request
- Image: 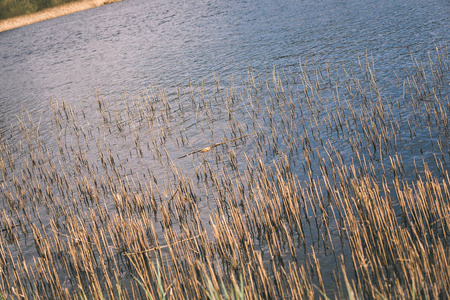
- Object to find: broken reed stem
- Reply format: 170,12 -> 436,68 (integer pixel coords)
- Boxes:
177,132 -> 257,159
123,231 -> 206,256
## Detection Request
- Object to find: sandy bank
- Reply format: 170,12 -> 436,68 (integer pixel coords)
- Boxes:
0,0 -> 122,33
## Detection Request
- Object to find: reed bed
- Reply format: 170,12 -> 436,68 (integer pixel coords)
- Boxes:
0,45 -> 449,299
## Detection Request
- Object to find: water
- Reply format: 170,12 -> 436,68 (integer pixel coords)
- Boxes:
1,0 -> 448,129
0,0 -> 449,298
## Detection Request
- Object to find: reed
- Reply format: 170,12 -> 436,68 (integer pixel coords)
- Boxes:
0,45 -> 449,299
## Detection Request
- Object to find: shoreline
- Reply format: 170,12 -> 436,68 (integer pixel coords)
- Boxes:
0,0 -> 122,33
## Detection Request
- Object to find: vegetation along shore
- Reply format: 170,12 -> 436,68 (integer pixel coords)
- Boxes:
0,44 -> 449,299
0,0 -> 122,32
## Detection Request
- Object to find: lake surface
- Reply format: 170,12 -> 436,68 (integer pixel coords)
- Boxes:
1,0 -> 448,130
0,0 -> 449,298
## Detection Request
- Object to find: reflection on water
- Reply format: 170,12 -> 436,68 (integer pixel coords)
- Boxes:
0,0 -> 449,298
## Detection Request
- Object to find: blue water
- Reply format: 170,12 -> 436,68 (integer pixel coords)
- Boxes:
1,0 -> 448,131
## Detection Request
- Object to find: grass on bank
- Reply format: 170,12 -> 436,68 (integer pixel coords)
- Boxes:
0,0 -> 82,20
